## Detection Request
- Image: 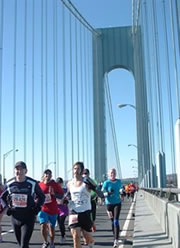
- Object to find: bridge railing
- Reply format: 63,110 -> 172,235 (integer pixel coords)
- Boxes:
140,188 -> 180,248
142,187 -> 180,202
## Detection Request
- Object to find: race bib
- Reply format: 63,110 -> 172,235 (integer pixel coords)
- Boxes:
69,214 -> 78,225
44,193 -> 52,204
12,194 -> 28,208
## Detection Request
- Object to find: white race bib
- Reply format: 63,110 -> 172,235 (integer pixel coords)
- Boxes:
12,194 -> 28,208
44,193 -> 52,204
69,214 -> 78,225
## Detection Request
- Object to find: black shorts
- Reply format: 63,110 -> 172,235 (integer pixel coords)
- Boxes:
69,210 -> 92,232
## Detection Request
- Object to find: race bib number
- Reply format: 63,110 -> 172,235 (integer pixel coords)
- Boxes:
12,194 -> 28,208
69,214 -> 78,225
44,193 -> 52,204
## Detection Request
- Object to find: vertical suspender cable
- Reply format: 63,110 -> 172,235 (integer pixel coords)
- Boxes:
45,0 -> 49,167
80,23 -> 84,161
0,0 -> 4,177
53,0 -> 57,177
32,0 -> 35,177
175,0 -> 180,57
69,7 -> 74,166
62,3 -> 67,179
150,0 -> 161,152
162,0 -> 176,174
84,27 -> 89,167
23,0 -> 27,161
13,0 -> 17,166
75,18 -> 80,160
41,0 -> 44,175
55,0 -> 59,176
143,0 -> 156,180
152,0 -> 165,153
87,33 -> 93,173
105,74 -> 122,178
169,0 -> 180,118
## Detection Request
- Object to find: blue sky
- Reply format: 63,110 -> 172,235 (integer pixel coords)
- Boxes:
1,0 -> 179,182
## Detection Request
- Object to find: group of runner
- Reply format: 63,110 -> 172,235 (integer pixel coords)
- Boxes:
0,161 -> 126,248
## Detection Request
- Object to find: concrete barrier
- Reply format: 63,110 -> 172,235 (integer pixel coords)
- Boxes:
143,190 -> 180,248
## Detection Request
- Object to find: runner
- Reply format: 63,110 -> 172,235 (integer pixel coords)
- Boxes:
0,183 -> 6,243
82,168 -> 98,233
67,161 -> 94,248
102,168 -> 122,248
56,177 -> 69,244
0,161 -> 45,248
38,169 -> 64,248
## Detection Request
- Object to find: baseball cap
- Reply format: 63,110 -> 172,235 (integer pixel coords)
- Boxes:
14,161 -> 27,169
43,169 -> 52,174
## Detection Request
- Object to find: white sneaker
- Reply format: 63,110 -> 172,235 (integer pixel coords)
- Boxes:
113,239 -> 119,248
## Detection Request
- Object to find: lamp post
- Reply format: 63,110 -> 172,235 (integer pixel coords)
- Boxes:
117,103 -> 136,110
128,144 -> 137,148
3,148 -> 19,184
45,161 -> 56,169
130,158 -> 138,162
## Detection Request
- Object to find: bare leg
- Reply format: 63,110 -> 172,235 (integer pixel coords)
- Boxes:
48,223 -> 55,245
71,227 -> 82,248
82,230 -> 94,245
41,223 -> 49,243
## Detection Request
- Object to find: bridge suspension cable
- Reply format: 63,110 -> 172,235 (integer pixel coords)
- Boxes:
105,73 -> 122,179
60,0 -> 99,37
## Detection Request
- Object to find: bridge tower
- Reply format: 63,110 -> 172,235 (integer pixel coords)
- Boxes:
93,26 -> 151,186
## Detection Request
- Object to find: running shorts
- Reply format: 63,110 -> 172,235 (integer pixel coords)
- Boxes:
69,210 -> 92,232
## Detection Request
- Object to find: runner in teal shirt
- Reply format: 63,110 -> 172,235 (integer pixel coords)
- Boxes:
102,168 -> 122,248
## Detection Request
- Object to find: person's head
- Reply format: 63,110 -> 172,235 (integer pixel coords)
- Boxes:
14,161 -> 27,181
108,168 -> 116,181
56,177 -> 63,185
83,168 -> 90,177
43,169 -> 52,183
73,161 -> 84,177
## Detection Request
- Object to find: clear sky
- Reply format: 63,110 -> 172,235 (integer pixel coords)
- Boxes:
1,0 -> 179,183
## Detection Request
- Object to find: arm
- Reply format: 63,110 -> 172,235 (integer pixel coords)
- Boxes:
0,187 -> 9,208
35,182 -> 45,207
54,182 -> 64,200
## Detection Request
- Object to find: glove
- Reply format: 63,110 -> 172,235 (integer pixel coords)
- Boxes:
32,205 -> 41,215
83,177 -> 96,191
104,189 -> 114,197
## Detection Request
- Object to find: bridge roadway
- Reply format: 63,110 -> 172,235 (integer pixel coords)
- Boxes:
0,197 -> 135,248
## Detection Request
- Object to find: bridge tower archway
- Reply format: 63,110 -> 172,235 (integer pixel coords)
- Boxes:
93,26 -> 151,186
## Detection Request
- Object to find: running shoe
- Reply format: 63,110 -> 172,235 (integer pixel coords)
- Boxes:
41,241 -> 49,248
60,236 -> 66,244
113,239 -> 119,248
50,244 -> 55,248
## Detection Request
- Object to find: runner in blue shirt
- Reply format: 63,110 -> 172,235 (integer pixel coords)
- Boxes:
102,168 -> 122,248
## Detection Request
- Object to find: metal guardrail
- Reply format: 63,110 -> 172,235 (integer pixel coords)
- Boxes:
142,187 -> 180,202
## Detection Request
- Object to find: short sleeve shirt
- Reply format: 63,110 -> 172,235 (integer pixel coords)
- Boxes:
102,179 -> 121,205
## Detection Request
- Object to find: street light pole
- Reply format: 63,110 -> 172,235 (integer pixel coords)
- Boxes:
130,158 -> 138,162
45,161 -> 56,169
3,148 -> 19,184
128,144 -> 137,148
117,103 -> 136,110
